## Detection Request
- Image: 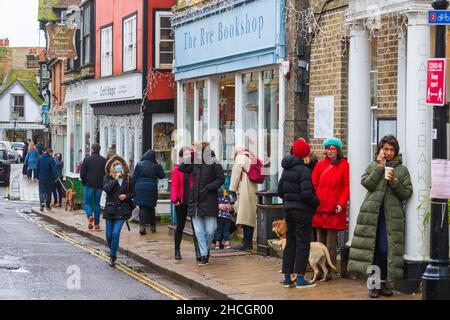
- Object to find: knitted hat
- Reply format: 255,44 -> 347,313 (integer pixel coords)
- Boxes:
292,138 -> 310,158
323,137 -> 343,150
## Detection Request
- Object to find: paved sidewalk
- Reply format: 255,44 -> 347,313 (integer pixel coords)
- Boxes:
29,204 -> 421,300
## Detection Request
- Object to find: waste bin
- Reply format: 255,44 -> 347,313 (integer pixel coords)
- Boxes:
256,189 -> 284,256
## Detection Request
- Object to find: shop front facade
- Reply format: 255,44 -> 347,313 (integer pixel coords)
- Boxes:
65,81 -> 95,177
172,0 -> 286,190
88,72 -> 143,170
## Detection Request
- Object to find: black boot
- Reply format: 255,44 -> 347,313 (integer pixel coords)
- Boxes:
174,230 -> 182,260
379,281 -> 393,297
193,235 -> 202,262
139,224 -> 146,235
234,226 -> 254,250
109,256 -> 116,267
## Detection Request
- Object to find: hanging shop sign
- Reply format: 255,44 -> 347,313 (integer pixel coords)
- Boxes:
46,23 -> 77,60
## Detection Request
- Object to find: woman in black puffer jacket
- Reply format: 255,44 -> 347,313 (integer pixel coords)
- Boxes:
277,138 -> 319,288
132,149 -> 165,235
179,142 -> 225,266
103,155 -> 135,267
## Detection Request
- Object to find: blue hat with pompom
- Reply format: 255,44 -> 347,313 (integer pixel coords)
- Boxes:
323,137 -> 343,150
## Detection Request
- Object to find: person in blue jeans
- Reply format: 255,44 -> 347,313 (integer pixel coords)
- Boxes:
80,143 -> 107,230
37,148 -> 58,211
215,188 -> 234,250
103,155 -> 134,267
178,142 -> 225,266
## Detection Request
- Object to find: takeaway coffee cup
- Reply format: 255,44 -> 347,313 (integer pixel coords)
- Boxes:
385,167 -> 394,180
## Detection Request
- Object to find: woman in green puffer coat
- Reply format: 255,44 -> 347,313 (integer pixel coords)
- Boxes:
348,135 -> 412,298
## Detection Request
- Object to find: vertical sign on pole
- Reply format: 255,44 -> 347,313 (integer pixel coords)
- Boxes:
426,58 -> 446,106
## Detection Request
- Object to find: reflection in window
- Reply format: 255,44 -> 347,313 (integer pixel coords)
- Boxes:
198,80 -> 208,141
183,82 -> 195,144
219,75 -> 235,172
263,69 -> 279,190
154,122 -> 174,193
242,72 -> 259,155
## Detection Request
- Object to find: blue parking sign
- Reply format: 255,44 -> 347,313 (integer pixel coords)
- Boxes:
429,10 -> 450,25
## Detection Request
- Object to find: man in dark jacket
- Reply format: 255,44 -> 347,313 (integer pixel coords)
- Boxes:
277,138 -> 319,289
36,141 -> 44,155
37,148 -> 58,211
80,143 -> 107,230
179,142 -> 225,266
131,149 -> 165,235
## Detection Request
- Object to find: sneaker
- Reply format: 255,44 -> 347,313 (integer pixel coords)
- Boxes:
94,224 -> 100,230
40,204 -> 45,211
88,216 -> 94,230
215,242 -> 221,250
198,256 -> 209,267
224,241 -> 231,249
139,225 -> 146,235
296,278 -> 317,289
151,225 -> 156,233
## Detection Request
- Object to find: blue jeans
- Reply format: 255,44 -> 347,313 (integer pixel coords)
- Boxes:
214,218 -> 232,242
192,216 -> 217,257
84,186 -> 102,225
39,180 -> 54,208
105,219 -> 125,258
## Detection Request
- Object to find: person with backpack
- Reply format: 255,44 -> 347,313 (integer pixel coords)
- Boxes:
311,137 -> 350,274
103,155 -> 135,267
229,145 -> 263,250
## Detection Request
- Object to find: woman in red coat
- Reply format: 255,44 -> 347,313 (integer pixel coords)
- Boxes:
171,147 -> 194,260
312,137 -> 350,270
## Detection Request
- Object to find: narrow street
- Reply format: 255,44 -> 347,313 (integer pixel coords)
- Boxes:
0,166 -> 204,300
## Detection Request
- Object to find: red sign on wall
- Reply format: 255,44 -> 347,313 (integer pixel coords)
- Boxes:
426,58 -> 446,106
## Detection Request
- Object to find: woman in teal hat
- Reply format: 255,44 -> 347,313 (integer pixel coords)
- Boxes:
311,137 -> 350,278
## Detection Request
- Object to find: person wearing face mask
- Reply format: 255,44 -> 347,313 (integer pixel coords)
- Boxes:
131,149 -> 165,235
311,137 -> 350,276
348,135 -> 412,298
103,155 -> 135,267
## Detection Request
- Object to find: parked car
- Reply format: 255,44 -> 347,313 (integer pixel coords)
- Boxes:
0,141 -> 20,164
11,142 -> 25,162
0,148 -> 11,185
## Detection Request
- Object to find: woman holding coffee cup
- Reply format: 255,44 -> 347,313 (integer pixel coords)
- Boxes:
347,135 -> 412,299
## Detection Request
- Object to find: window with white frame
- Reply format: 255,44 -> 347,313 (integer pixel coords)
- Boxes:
155,11 -> 174,69
12,95 -> 25,119
123,15 -> 137,72
82,3 -> 91,65
101,26 -> 113,77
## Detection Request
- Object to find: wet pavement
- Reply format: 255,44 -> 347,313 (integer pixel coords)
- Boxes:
0,177 -> 203,300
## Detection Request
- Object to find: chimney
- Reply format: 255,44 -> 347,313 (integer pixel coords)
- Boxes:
0,38 -> 9,47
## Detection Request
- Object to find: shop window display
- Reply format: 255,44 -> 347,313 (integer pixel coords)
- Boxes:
219,76 -> 235,173
198,80 -> 208,141
242,72 -> 259,155
183,82 -> 195,144
153,122 -> 174,193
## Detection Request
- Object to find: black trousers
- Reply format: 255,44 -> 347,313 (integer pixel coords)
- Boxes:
282,210 -> 313,275
372,211 -> 388,281
175,205 -> 188,238
139,206 -> 156,226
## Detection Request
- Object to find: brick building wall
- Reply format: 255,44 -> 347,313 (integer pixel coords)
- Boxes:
308,2 -> 349,157
51,60 -> 67,110
376,19 -> 399,119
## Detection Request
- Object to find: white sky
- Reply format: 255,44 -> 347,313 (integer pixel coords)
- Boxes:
0,0 -> 45,47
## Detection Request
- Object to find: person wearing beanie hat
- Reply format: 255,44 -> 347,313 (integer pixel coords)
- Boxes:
292,138 -> 310,159
277,140 -> 320,289
311,137 -> 350,276
323,137 -> 343,150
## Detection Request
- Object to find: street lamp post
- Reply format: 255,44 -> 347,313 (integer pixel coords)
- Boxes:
12,110 -> 19,143
422,0 -> 450,300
